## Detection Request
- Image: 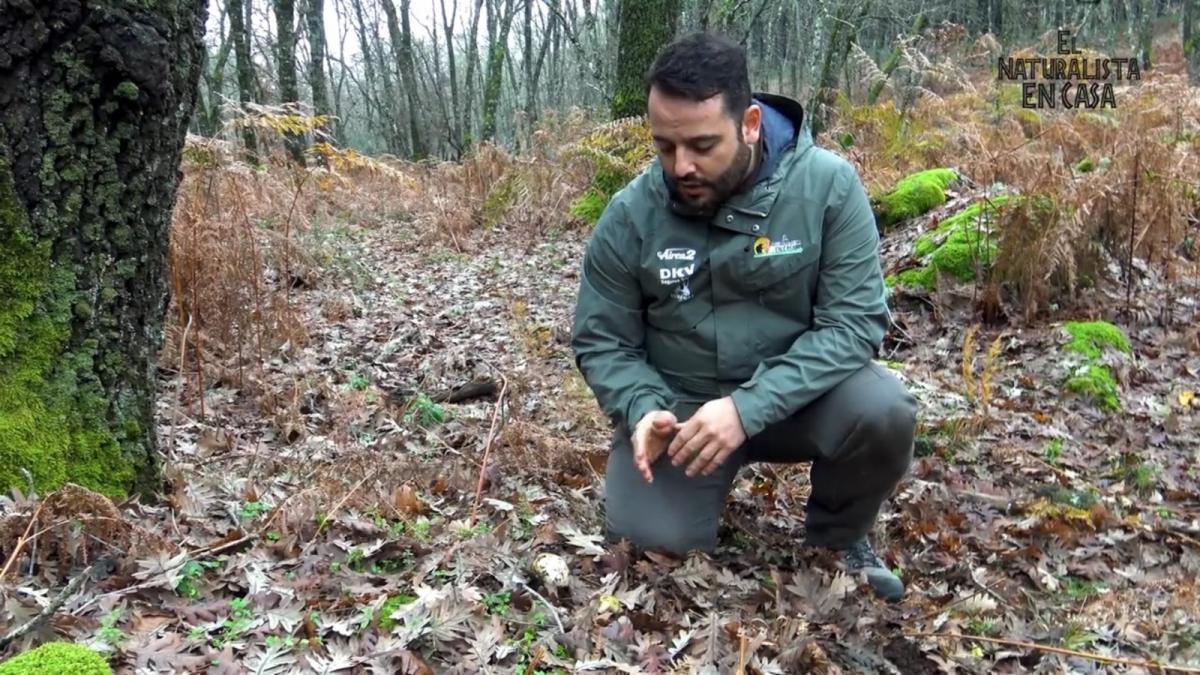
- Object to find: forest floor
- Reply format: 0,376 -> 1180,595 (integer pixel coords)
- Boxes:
5,173 -> 1200,674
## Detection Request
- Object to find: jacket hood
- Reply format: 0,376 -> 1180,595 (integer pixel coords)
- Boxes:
751,92 -> 810,185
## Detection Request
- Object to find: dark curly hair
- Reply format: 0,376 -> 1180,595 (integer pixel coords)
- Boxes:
645,31 -> 751,121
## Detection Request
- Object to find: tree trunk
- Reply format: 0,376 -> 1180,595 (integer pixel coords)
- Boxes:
381,0 -> 423,159
612,0 -> 683,119
522,0 -> 533,150
228,0 -> 259,162
273,0 -> 306,164
463,0 -> 484,149
440,0 -> 462,155
399,0 -> 425,159
0,0 -> 208,497
200,9 -> 232,137
1186,0 -> 1199,83
868,13 -> 927,104
990,0 -> 1003,38
481,0 -> 516,142
370,8 -> 405,156
809,0 -> 872,135
304,0 -> 332,146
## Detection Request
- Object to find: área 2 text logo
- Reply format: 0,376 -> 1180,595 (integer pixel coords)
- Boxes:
657,247 -> 696,261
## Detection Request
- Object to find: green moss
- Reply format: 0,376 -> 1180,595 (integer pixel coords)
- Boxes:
378,593 -> 417,632
928,225 -> 997,282
1066,364 -> 1121,411
480,172 -> 520,228
897,265 -> 936,290
0,642 -> 112,675
0,156 -> 132,497
1063,321 -> 1131,359
114,81 -> 139,100
1058,321 -> 1130,412
894,196 -> 1012,291
1074,157 -> 1095,173
872,168 -> 958,230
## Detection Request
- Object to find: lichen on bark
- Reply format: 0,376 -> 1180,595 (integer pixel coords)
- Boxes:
0,0 -> 208,497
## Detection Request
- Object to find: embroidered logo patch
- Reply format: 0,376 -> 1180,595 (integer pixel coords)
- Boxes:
752,235 -> 804,258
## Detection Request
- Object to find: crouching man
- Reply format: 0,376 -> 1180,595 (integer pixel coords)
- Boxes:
570,32 -> 918,602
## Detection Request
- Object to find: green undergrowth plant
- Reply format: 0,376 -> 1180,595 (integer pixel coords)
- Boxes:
562,118 -> 656,226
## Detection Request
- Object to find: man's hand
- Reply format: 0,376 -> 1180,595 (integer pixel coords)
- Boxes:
632,410 -> 678,483
668,397 -> 747,477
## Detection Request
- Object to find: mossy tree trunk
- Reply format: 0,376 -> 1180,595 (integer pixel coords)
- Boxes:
462,0 -> 484,148
439,0 -> 463,156
809,0 -> 872,136
611,0 -> 682,120
0,0 -> 208,498
481,0 -> 516,142
382,0 -> 425,159
304,0 -> 333,146
273,0 -> 306,165
227,0 -> 259,163
199,20 -> 232,137
867,13 -> 927,104
1184,0 -> 1198,83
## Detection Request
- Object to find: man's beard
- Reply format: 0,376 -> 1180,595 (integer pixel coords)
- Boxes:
671,141 -> 754,211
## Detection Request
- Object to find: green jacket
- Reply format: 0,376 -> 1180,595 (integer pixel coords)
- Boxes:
570,93 -> 889,439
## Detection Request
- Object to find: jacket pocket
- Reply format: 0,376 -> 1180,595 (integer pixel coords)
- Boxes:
645,295 -> 712,333
736,246 -> 821,294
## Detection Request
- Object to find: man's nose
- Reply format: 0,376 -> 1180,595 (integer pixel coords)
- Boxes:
673,150 -> 697,179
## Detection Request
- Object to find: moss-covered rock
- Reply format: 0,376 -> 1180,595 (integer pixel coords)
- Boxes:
892,195 -> 1012,291
871,167 -> 958,230
0,642 -> 112,675
1066,364 -> 1122,412
1063,320 -> 1131,359
1059,320 -> 1130,412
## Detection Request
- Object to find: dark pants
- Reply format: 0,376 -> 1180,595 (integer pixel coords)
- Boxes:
604,361 -> 918,553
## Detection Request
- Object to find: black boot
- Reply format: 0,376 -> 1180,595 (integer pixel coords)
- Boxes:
840,538 -> 904,602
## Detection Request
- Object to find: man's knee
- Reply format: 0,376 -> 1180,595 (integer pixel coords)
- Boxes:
605,508 -> 716,555
855,367 -> 918,474
603,429 -> 725,555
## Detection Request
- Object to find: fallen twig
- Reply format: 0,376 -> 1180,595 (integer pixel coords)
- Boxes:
311,470 -> 377,541
519,581 -> 566,635
469,366 -> 509,528
907,631 -> 1200,673
0,555 -> 112,651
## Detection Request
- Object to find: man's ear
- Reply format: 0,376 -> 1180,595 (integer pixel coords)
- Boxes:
742,104 -> 762,145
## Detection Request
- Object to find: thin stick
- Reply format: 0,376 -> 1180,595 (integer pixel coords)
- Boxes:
469,368 -> 509,528
522,646 -> 546,675
0,502 -> 44,581
907,631 -> 1200,673
518,581 -> 566,635
736,632 -> 748,674
312,470 -> 376,540
0,557 -> 109,651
